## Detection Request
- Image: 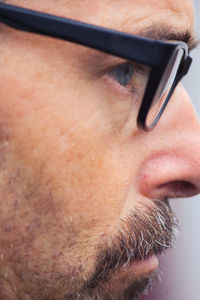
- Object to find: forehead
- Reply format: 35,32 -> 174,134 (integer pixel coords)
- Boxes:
10,0 -> 195,32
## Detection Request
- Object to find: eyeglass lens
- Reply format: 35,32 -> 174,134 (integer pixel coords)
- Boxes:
146,48 -> 184,128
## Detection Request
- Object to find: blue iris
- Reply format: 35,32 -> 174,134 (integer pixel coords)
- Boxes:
109,63 -> 134,86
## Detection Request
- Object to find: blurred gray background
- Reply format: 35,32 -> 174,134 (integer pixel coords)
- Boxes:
141,1 -> 200,300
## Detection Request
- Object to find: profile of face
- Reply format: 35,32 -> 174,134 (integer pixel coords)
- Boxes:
0,0 -> 200,299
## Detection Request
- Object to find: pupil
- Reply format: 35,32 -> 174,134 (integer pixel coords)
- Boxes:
110,63 -> 134,86
123,64 -> 130,75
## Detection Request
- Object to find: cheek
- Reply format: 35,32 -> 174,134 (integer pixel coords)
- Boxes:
0,35 -> 142,275
0,55 -> 133,248
0,85 -> 137,285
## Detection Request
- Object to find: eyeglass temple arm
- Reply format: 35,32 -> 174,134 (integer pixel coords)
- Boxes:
0,16 -> 33,33
0,3 -> 170,67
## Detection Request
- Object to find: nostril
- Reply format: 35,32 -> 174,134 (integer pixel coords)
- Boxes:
158,180 -> 197,198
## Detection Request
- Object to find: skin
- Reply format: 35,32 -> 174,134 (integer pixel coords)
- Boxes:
0,0 -> 200,299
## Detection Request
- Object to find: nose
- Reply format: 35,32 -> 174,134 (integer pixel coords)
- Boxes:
137,84 -> 200,200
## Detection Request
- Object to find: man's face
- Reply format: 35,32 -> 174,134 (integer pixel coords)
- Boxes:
0,0 -> 199,299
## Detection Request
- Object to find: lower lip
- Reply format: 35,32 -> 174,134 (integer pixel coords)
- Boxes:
128,255 -> 159,276
109,255 -> 159,289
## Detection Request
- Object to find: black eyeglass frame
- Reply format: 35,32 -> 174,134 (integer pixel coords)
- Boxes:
0,3 -> 192,130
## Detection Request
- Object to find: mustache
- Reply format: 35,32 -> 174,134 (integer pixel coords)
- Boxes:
84,198 -> 178,289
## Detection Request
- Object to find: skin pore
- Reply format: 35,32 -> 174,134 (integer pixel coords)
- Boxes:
0,0 -> 200,299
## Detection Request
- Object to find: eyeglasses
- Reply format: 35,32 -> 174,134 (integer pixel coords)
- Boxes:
0,3 -> 193,130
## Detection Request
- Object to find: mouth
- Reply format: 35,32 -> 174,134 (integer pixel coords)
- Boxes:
82,255 -> 159,300
105,254 -> 159,289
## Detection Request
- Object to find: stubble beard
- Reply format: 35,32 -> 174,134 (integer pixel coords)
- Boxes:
65,198 -> 178,300
0,131 -> 178,299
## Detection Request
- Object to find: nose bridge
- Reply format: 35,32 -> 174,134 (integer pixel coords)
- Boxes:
157,83 -> 200,134
138,84 -> 200,158
144,84 -> 200,146
158,84 -> 200,164
175,84 -> 200,126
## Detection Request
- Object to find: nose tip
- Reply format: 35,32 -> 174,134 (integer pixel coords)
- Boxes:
137,152 -> 200,201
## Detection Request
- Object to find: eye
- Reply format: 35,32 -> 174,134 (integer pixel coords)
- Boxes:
104,61 -> 151,103
108,62 -> 134,86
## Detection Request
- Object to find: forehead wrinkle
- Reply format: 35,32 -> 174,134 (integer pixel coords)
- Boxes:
115,6 -> 194,30
165,0 -> 194,13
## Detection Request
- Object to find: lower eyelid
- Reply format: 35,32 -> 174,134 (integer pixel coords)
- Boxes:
103,74 -> 136,97
103,74 -> 144,105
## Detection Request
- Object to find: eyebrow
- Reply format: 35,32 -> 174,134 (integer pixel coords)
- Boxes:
1,2 -> 198,51
135,25 -> 199,51
84,25 -> 199,75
